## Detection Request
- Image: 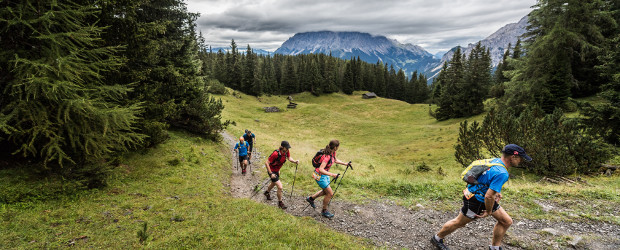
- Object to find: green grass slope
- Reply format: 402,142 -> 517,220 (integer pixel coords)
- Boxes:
221,91 -> 620,224
0,131 -> 370,248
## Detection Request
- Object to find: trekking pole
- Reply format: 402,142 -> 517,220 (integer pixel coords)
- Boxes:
327,161 -> 352,209
289,162 -> 299,200
301,173 -> 340,212
250,178 -> 272,198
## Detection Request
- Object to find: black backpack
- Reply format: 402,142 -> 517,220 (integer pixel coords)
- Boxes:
269,150 -> 284,166
311,149 -> 333,168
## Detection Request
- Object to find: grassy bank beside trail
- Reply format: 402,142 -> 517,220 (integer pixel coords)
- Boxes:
0,131 -> 370,248
221,90 -> 620,224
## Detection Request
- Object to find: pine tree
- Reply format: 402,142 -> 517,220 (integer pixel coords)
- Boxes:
582,1 -> 620,144
431,63 -> 448,103
512,39 -> 522,59
281,57 -> 298,94
415,73 -> 430,103
494,44 -> 511,85
227,39 -> 242,90
0,0 -> 142,167
395,69 -> 407,101
242,45 -> 256,94
214,49 -> 227,83
97,0 -> 229,143
309,59 -> 323,95
463,42 -> 491,115
509,0 -> 611,112
408,71 -> 419,103
375,62 -> 386,96
342,61 -> 355,95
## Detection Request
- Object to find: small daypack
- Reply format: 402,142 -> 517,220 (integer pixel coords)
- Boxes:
311,149 -> 333,168
269,150 -> 284,166
460,159 -> 505,185
237,142 -> 248,150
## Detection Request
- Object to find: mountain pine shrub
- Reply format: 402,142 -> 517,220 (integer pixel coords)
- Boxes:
454,106 -> 611,175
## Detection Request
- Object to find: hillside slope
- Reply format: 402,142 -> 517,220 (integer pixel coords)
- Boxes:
0,131 -> 369,248
220,90 -> 620,249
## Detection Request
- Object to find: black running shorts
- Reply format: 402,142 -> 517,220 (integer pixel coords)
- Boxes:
238,155 -> 248,163
461,196 -> 500,219
270,171 -> 280,182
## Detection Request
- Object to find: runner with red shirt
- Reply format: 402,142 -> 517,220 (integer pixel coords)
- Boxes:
264,141 -> 299,209
305,139 -> 351,218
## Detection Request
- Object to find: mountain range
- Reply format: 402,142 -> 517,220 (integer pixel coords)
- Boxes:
273,15 -> 529,82
275,31 -> 439,76
432,15 -> 529,76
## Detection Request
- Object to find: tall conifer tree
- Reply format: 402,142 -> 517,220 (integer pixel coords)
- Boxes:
0,0 -> 142,166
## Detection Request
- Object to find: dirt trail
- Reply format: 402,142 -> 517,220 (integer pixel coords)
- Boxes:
222,132 -> 620,249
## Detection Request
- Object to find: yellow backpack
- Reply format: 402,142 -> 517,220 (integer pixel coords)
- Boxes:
460,159 -> 505,185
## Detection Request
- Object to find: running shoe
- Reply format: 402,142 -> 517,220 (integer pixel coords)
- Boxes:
264,191 -> 272,200
305,197 -> 316,208
321,210 -> 334,218
430,235 -> 449,250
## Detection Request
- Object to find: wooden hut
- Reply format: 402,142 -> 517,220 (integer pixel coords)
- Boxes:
362,92 -> 377,99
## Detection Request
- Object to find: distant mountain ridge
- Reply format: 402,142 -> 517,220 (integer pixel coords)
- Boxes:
264,15 -> 529,82
437,16 -> 529,70
275,31 -> 439,76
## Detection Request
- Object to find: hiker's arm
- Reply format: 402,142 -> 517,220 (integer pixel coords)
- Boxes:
265,161 -> 275,178
476,188 -> 498,218
333,157 -> 348,166
318,161 -> 336,177
265,161 -> 271,173
287,155 -> 299,164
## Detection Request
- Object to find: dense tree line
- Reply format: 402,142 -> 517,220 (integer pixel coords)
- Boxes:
432,42 -> 493,120
199,41 -> 431,104
0,0 -> 228,183
455,0 -> 619,175
503,0 -> 617,113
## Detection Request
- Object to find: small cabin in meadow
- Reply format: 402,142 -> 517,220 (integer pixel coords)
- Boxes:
362,92 -> 377,99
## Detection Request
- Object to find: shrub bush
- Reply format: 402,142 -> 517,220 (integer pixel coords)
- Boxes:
455,106 -> 611,175
206,79 -> 228,95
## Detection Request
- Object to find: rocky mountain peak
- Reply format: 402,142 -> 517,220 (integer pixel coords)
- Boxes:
275,31 -> 437,75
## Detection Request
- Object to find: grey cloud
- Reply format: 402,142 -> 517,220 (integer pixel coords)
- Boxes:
188,0 -> 535,53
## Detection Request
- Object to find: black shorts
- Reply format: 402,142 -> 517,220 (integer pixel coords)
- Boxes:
248,143 -> 254,153
270,171 -> 280,182
238,155 -> 248,163
461,196 -> 500,219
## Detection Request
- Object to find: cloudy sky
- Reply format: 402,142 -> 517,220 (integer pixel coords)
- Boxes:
186,0 -> 536,54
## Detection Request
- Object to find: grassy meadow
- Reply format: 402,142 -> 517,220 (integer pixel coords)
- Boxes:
0,132 -> 370,248
1,90 -> 618,248
221,90 -> 620,224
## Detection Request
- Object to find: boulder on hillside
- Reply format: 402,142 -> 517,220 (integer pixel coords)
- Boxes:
263,106 -> 281,113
